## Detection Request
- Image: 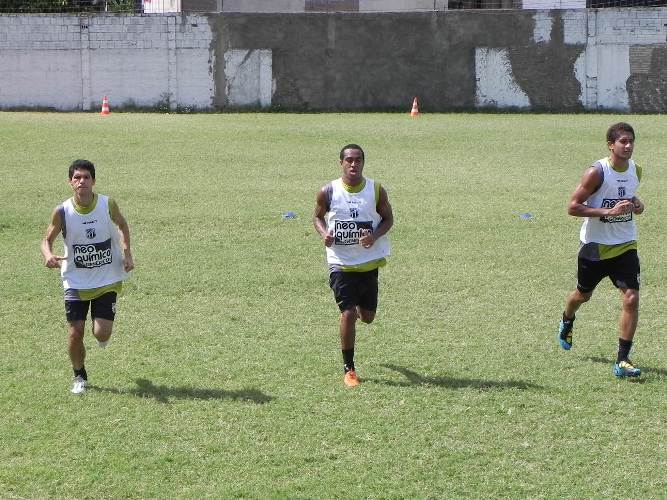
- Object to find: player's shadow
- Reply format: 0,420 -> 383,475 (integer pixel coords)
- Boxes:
89,378 -> 273,404
586,356 -> 666,378
369,364 -> 541,391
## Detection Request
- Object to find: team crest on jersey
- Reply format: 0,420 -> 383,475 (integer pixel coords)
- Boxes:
334,220 -> 373,245
618,186 -> 626,198
349,208 -> 359,218
85,228 -> 96,239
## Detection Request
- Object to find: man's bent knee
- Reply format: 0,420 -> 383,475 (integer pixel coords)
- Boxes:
341,308 -> 358,323
358,308 -> 375,324
622,289 -> 640,310
68,321 -> 85,339
574,289 -> 593,303
93,318 -> 114,342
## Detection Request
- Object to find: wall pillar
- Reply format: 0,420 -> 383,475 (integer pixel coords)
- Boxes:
168,15 -> 178,110
79,14 -> 91,111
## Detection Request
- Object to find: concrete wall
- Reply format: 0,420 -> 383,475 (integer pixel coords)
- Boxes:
521,0 -> 584,8
203,0 -> 448,12
1,9 -> 667,112
0,13 -> 213,111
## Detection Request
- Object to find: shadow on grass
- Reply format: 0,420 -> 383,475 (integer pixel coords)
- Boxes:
586,356 -> 666,378
89,378 -> 273,404
367,364 -> 541,391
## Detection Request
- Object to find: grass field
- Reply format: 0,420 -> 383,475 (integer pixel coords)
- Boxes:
1,112 -> 666,498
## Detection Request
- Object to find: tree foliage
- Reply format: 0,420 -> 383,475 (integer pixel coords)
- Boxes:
0,0 -> 137,12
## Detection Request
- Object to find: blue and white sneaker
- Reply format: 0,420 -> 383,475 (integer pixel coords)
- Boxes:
71,375 -> 87,394
614,359 -> 641,378
557,317 -> 574,350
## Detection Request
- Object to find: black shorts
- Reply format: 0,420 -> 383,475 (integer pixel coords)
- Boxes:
329,269 -> 379,312
577,249 -> 640,294
65,292 -> 118,322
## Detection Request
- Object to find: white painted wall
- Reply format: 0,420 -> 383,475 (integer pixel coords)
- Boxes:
475,48 -> 531,108
505,8 -> 666,110
595,44 -> 631,110
0,13 -> 213,111
143,0 -> 181,13
0,49 -> 83,109
532,11 -> 553,43
522,0 -> 585,9
573,48 -> 587,107
562,10 -> 587,45
359,0 -> 438,12
177,48 -> 216,108
224,49 -> 273,107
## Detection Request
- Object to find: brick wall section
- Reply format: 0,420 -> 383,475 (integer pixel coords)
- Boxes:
1,9 -> 667,112
595,8 -> 666,44
0,13 -> 213,110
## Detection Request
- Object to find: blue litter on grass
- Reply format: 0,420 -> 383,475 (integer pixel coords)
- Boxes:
282,211 -> 297,220
520,212 -> 534,220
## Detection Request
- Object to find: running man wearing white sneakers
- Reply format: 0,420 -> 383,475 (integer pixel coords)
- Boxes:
557,123 -> 645,378
41,160 -> 134,394
314,144 -> 393,387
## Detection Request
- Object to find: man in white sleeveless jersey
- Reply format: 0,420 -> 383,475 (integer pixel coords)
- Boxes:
314,144 -> 393,387
557,123 -> 645,378
41,160 -> 134,394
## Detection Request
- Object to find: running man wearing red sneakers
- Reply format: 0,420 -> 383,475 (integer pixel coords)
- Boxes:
41,160 -> 134,394
558,123 -> 645,378
314,144 -> 393,387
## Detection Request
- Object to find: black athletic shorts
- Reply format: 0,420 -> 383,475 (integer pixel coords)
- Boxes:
329,269 -> 379,312
65,292 -> 118,322
577,249 -> 640,294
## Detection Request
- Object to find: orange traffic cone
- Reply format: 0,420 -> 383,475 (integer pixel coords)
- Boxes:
100,96 -> 110,116
410,97 -> 419,117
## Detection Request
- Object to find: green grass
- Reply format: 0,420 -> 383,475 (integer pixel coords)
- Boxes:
1,112 -> 666,498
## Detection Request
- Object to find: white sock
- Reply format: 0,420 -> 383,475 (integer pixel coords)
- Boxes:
97,339 -> 110,348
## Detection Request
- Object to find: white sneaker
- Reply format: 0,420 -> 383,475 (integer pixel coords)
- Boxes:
71,376 -> 87,394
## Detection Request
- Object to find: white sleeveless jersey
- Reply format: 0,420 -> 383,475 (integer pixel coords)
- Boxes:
325,178 -> 390,267
580,158 -> 639,245
60,194 -> 127,290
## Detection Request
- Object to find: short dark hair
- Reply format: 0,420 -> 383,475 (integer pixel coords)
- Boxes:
607,122 -> 635,144
340,144 -> 365,162
69,159 -> 95,180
